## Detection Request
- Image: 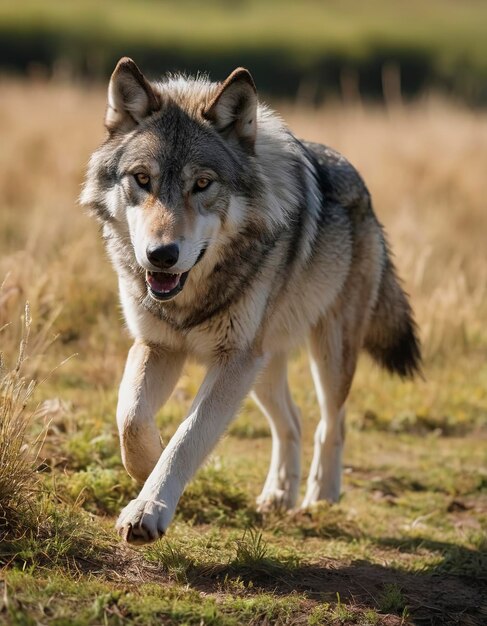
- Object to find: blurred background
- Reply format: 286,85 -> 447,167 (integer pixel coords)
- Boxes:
1,0 -> 486,104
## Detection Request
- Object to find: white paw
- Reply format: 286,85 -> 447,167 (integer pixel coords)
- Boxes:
301,482 -> 341,508
116,498 -> 172,545
256,488 -> 295,513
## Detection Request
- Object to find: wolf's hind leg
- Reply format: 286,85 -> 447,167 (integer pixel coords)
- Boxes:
302,318 -> 359,507
117,341 -> 185,483
252,353 -> 301,511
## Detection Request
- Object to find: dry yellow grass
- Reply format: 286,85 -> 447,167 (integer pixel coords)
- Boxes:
0,306 -> 40,535
1,79 -> 486,401
283,100 -> 487,362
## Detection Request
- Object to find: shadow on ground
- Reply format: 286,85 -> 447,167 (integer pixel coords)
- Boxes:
182,539 -> 487,626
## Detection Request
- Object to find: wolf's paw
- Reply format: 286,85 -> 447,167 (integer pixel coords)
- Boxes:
256,488 -> 294,513
301,481 -> 340,508
116,498 -> 170,545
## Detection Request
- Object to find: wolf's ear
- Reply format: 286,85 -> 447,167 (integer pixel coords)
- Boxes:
203,68 -> 257,153
105,57 -> 160,133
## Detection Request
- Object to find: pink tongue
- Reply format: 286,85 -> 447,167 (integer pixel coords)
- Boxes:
147,272 -> 181,293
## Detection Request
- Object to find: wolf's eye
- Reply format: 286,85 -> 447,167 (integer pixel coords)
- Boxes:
134,173 -> 150,189
193,178 -> 212,193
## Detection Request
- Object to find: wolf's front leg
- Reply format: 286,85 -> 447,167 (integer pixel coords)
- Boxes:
116,351 -> 264,544
117,341 -> 186,483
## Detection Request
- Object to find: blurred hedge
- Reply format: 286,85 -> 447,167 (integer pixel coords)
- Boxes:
0,0 -> 486,104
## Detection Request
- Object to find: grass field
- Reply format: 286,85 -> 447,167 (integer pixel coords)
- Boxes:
0,78 -> 486,624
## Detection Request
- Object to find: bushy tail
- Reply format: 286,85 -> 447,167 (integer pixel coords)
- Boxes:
364,255 -> 422,379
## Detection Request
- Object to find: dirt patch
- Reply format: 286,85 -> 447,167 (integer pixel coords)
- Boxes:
66,540 -> 487,625
185,556 -> 487,625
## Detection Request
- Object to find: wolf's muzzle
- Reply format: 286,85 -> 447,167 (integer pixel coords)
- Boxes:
145,245 -> 208,302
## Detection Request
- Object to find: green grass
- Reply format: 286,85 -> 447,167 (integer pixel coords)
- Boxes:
2,315 -> 485,624
1,377 -> 485,624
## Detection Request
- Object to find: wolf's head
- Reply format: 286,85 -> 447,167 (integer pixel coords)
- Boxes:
81,58 -> 301,303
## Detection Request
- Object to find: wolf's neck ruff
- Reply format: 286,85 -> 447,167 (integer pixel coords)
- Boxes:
139,227 -> 282,332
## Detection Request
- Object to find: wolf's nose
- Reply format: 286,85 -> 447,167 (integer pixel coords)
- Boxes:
146,243 -> 180,270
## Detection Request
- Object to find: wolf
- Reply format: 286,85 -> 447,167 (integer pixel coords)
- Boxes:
81,57 -> 421,545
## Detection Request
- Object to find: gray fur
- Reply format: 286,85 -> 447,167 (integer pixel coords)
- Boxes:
81,59 -> 421,544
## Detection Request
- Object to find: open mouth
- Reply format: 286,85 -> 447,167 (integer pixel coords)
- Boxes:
145,270 -> 189,301
145,246 -> 207,301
